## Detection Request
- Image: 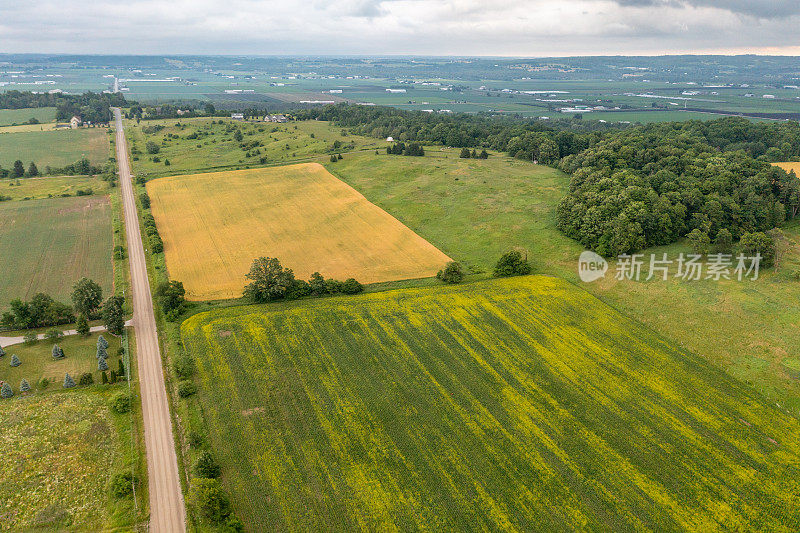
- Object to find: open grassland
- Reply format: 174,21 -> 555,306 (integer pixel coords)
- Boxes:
181,276 -> 800,531
0,128 -> 108,169
147,163 -> 451,300
0,196 -> 113,307
0,332 -> 122,388
127,117 -> 381,177
0,388 -> 138,531
329,150 -> 800,411
0,175 -> 108,201
0,107 -> 56,126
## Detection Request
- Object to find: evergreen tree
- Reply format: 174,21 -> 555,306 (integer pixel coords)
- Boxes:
26,161 -> 38,177
118,359 -> 126,379
9,354 -> 21,367
1,383 -> 13,398
12,160 -> 24,178
101,371 -> 108,384
76,313 -> 90,336
479,149 -> 489,159
460,147 -> 471,158
98,357 -> 109,372
52,344 -> 64,360
0,345 -> 5,357
63,373 -> 76,388
20,379 -> 30,393
97,335 -> 110,350
97,345 -> 108,360
110,370 -> 117,383
78,373 -> 94,386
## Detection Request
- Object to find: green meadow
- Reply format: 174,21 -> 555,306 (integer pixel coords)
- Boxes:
0,107 -> 56,126
0,128 -> 108,169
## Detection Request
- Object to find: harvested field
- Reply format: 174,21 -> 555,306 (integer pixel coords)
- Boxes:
147,163 -> 451,300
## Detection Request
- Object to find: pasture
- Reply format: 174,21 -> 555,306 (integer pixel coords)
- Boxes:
329,151 -> 800,410
127,118 -> 381,177
0,175 -> 108,201
181,276 -> 800,531
0,107 -> 56,126
0,128 -> 108,169
0,388 -> 138,530
773,161 -> 800,175
146,163 -> 451,300
0,196 -> 114,307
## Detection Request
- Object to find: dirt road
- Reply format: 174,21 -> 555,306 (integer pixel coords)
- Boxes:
114,108 -> 186,532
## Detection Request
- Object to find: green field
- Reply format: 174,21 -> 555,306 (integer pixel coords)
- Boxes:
126,118 -> 381,178
0,332 -> 122,387
0,196 -> 114,308
0,107 -> 56,127
0,388 -> 139,531
181,276 -> 800,530
0,175 -> 108,201
326,149 -> 800,411
0,128 -> 109,169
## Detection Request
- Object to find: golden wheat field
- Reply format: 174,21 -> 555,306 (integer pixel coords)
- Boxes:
146,163 -> 451,300
773,161 -> 800,175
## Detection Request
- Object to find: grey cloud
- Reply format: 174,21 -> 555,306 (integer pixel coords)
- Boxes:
615,0 -> 800,18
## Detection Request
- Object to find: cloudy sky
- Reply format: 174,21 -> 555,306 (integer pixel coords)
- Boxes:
1,0 -> 799,56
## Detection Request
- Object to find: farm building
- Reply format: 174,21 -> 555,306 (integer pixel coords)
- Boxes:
231,113 -> 244,120
265,114 -> 287,123
70,116 -> 82,129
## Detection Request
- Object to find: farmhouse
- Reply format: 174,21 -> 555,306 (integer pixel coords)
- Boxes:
231,113 -> 244,120
264,114 -> 287,123
70,115 -> 82,129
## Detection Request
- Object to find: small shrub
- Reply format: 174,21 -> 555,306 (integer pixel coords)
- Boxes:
341,278 -> 364,295
494,250 -> 532,277
189,478 -> 231,524
110,472 -> 138,498
1,383 -> 13,398
20,379 -> 30,393
193,451 -> 221,478
436,261 -> 465,283
109,391 -> 132,414
52,345 -> 65,360
44,328 -> 63,342
79,372 -> 94,386
23,332 -> 38,346
39,377 -> 49,389
174,355 -> 196,379
9,354 -> 21,367
113,245 -> 127,260
178,380 -> 197,398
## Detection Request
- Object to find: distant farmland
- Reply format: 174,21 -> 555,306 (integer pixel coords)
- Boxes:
0,128 -> 108,169
0,196 -> 113,307
147,163 -> 451,300
0,107 -> 56,127
181,276 -> 800,531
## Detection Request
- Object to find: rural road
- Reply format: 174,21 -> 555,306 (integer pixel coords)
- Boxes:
0,320 -> 133,348
114,108 -> 186,532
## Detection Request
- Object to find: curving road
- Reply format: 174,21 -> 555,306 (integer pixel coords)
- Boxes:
114,108 -> 186,532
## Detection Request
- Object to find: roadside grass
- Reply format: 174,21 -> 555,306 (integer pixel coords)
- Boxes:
0,386 -> 140,531
146,163 -> 451,300
0,195 -> 114,308
0,332 -> 122,388
125,117 -> 381,178
0,107 -> 56,127
327,149 -> 800,412
0,175 -> 108,201
180,276 -> 800,531
0,128 -> 109,169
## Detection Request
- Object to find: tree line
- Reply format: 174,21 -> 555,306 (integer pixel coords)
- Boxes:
0,90 -> 128,124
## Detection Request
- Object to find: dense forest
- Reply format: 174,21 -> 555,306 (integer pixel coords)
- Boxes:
307,104 -> 800,255
0,90 -> 129,123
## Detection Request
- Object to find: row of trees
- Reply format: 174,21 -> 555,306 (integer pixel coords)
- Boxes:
0,157 -> 102,179
243,257 -> 363,302
0,90 -> 129,124
387,142 -> 425,156
1,278 -> 125,334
